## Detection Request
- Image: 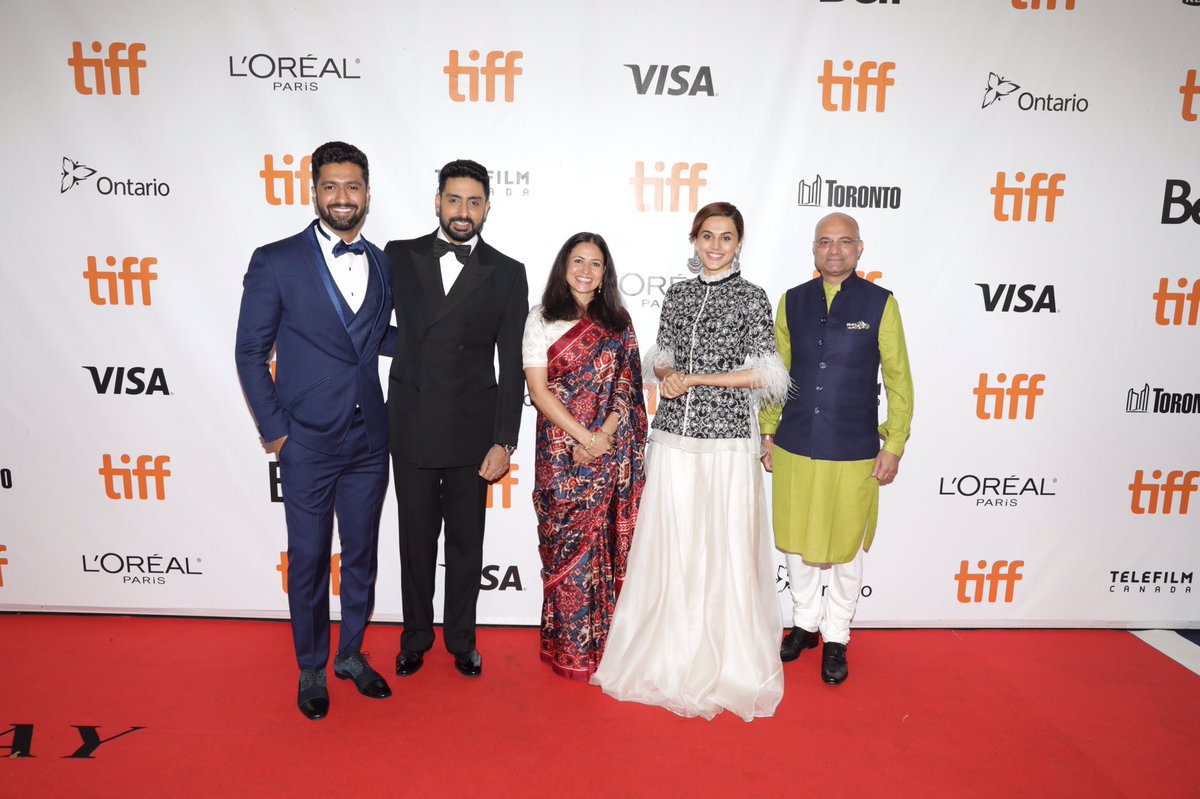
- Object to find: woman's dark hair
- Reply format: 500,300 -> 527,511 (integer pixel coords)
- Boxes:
689,201 -> 744,242
540,232 -> 630,332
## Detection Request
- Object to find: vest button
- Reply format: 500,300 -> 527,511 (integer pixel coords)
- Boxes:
819,362 -> 827,369
457,344 -> 465,351
817,339 -> 823,346
819,317 -> 827,324
815,385 -> 823,391
814,407 -> 821,414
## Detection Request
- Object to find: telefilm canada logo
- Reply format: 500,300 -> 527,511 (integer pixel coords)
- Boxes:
60,156 -> 170,197
981,71 -> 1089,112
797,173 -> 901,210
1109,569 -> 1193,595
431,167 -> 531,198
227,52 -> 361,92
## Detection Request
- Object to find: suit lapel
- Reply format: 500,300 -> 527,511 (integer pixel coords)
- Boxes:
301,223 -> 359,354
434,240 -> 495,325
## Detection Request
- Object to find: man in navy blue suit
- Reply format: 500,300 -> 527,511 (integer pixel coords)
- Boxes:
236,141 -> 396,720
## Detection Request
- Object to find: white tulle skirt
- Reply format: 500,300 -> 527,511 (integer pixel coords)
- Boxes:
590,429 -> 784,721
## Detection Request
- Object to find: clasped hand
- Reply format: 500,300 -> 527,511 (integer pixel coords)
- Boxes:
660,370 -> 691,399
572,429 -> 613,465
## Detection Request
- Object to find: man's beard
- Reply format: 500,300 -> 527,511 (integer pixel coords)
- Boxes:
440,214 -> 484,242
319,200 -> 367,232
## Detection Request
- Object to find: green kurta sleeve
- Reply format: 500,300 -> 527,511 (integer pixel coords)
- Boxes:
878,295 -> 913,458
758,294 -> 789,433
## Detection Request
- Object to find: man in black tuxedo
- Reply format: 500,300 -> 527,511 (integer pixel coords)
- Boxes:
386,159 -> 528,678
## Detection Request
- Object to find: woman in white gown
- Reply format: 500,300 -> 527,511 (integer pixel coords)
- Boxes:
591,202 -> 790,721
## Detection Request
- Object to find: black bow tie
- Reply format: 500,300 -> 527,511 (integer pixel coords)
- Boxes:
332,239 -> 367,258
434,239 -> 471,265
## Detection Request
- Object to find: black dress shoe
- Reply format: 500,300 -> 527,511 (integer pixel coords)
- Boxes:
297,668 -> 329,720
821,642 -> 849,685
333,651 -> 392,699
453,649 -> 482,678
780,626 -> 820,663
395,650 -> 424,677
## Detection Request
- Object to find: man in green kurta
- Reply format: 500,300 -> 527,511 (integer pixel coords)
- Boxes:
760,212 -> 913,685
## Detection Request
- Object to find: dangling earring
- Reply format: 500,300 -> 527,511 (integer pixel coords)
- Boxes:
687,249 -> 702,273
733,252 -> 741,271
596,283 -> 602,294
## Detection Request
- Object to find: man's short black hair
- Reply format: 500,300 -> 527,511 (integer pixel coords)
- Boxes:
438,159 -> 489,197
312,141 -> 369,186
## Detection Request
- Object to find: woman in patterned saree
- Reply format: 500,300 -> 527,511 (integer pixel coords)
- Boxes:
523,232 -> 647,680
591,202 -> 791,721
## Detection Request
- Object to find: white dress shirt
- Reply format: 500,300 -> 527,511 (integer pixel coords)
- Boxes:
316,220 -> 369,314
435,228 -> 478,297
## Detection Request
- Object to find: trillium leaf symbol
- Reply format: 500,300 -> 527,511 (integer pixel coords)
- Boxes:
982,73 -> 1021,109
61,157 -> 97,194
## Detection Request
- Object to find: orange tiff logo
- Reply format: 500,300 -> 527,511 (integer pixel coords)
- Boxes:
818,60 -> 895,113
1182,70 -> 1199,122
1012,0 -> 1074,8
277,552 -> 341,595
973,373 -> 1045,420
631,162 -> 707,212
83,256 -> 157,306
486,463 -> 520,509
991,172 -> 1065,222
955,559 -> 1024,603
1153,278 -> 1200,326
1129,470 -> 1198,515
68,41 -> 146,95
99,455 -> 171,500
445,50 -> 522,102
812,269 -> 882,283
0,544 -> 7,588
261,154 -> 313,206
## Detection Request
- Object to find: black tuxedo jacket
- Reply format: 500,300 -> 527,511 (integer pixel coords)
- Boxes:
386,231 -> 528,468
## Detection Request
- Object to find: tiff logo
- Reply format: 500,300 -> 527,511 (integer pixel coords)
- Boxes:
1153,278 -> 1200,326
445,50 -> 522,102
277,552 -> 342,595
991,172 -> 1065,222
1129,470 -> 1199,515
818,60 -> 895,112
974,373 -> 1045,420
630,161 -> 707,212
68,41 -> 146,96
261,154 -> 312,206
99,455 -> 171,500
955,559 -> 1025,603
486,464 -> 520,509
83,256 -> 157,306
0,544 -> 7,588
1012,0 -> 1074,7
1181,70 -> 1198,121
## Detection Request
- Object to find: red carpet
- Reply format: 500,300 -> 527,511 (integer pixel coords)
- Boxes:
1,617 -> 1197,798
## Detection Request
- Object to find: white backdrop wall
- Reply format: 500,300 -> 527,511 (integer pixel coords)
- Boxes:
2,0 -> 1197,628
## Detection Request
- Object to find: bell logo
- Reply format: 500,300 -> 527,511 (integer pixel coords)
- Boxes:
486,463 -> 520,509
625,65 -> 715,96
813,269 -> 883,283
1161,180 -> 1200,224
817,60 -> 895,112
1181,70 -> 1199,121
955,559 -> 1024,603
0,544 -> 8,588
973,373 -> 1045,420
1153,278 -> 1200,326
1129,470 -> 1199,515
83,256 -> 158,306
277,552 -> 341,595
68,41 -> 147,95
445,50 -> 522,102
261,154 -> 312,206
1012,0 -> 1074,8
630,161 -> 707,212
99,455 -> 171,500
977,283 -> 1057,313
990,172 -> 1065,222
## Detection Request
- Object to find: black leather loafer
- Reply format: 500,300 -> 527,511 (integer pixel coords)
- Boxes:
780,626 -> 820,663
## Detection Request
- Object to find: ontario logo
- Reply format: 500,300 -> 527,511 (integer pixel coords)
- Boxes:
60,156 -> 170,197
981,71 -> 1089,112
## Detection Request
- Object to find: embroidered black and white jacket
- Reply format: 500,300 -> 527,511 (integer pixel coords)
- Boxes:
646,270 -> 790,439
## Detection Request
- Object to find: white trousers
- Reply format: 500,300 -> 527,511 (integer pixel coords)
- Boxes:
785,548 -> 864,646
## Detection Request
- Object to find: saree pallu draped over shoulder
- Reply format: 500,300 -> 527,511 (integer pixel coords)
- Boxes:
532,317 -> 647,680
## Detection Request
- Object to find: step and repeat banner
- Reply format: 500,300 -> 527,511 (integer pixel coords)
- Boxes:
2,0 -> 1197,628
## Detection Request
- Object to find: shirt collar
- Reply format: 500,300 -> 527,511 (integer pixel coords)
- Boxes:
315,220 -> 363,257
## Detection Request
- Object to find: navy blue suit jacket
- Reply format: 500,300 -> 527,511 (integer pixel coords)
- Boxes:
235,222 -> 396,455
